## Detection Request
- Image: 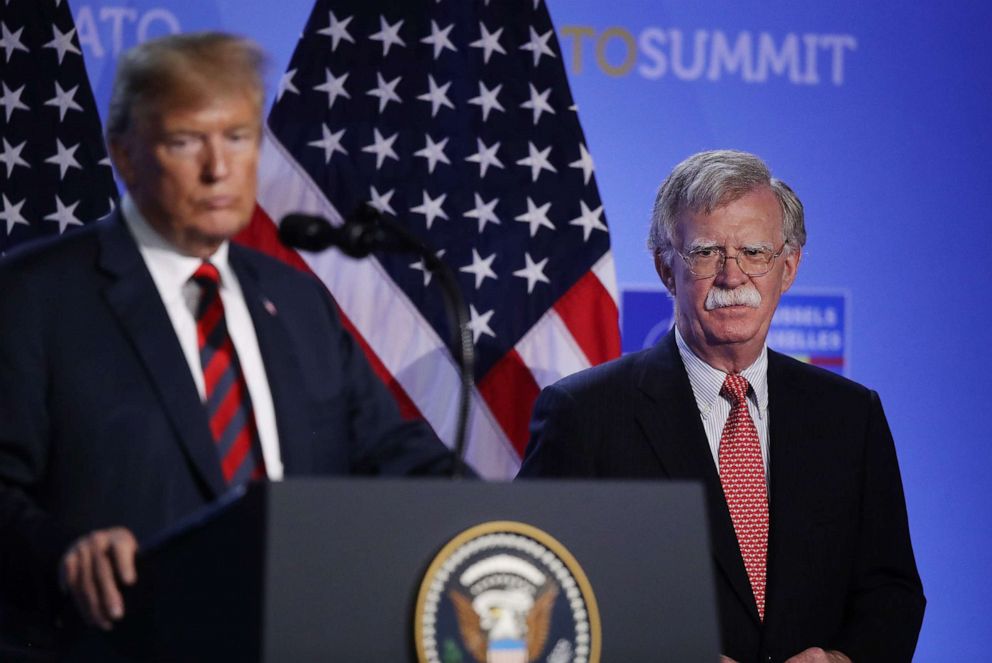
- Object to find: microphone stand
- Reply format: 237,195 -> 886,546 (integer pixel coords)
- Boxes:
283,209 -> 474,478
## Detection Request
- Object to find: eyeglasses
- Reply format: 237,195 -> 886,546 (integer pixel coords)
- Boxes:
677,244 -> 787,278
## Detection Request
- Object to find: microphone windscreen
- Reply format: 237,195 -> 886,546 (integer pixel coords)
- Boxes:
279,213 -> 335,251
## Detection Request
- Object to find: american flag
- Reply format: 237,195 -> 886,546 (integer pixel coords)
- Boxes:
238,0 -> 621,478
0,0 -> 118,255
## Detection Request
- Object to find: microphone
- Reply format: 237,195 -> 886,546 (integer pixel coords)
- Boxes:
279,208 -> 393,258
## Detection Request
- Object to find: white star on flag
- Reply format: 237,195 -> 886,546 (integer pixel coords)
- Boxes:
43,24 -> 81,64
317,11 -> 354,50
414,134 -> 451,173
369,15 -> 405,56
0,138 -> 29,177
465,138 -> 504,177
44,195 -> 82,233
514,197 -> 555,236
469,22 -> 506,64
569,143 -> 595,185
464,193 -> 501,233
421,20 -> 457,59
513,252 -> 551,294
0,22 -> 29,62
0,194 -> 28,234
467,304 -> 497,343
44,139 -> 81,179
276,69 -> 300,102
314,68 -> 350,108
361,128 -> 399,169
520,83 -> 555,125
468,81 -> 505,122
308,123 -> 348,163
410,190 -> 449,229
459,248 -> 498,289
416,74 -> 454,117
568,200 -> 607,241
409,249 -> 446,286
0,82 -> 29,121
368,185 -> 396,215
44,82 -> 83,121
366,71 -> 402,112
516,141 -> 557,182
519,26 -> 556,67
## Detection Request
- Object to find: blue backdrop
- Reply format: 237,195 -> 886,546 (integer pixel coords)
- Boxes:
72,0 -> 992,657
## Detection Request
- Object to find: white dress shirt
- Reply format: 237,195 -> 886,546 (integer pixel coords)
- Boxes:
674,326 -> 771,485
122,196 -> 284,480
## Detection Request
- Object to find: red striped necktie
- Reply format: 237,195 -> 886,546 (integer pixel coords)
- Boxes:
718,374 -> 769,620
191,262 -> 266,486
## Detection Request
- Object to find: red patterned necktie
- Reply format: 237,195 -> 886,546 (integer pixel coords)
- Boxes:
191,262 -> 266,486
718,374 -> 769,620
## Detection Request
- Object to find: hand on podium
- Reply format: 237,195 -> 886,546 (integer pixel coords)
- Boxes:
721,647 -> 851,662
785,648 -> 851,663
59,527 -> 138,631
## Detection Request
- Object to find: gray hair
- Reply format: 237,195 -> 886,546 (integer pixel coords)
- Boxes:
647,149 -> 806,266
106,32 -> 266,139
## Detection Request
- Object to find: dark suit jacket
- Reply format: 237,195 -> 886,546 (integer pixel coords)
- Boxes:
518,330 -> 924,663
0,213 -> 455,642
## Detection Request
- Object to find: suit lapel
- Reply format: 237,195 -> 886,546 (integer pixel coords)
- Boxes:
229,246 -> 311,475
766,350 -> 807,618
635,331 -> 760,625
96,213 -> 227,499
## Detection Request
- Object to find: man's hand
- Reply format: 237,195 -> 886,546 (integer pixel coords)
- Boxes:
59,527 -> 138,631
721,648 -> 850,663
784,648 -> 852,663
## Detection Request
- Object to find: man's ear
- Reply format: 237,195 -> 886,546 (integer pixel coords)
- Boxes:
780,246 -> 801,293
654,251 -> 676,295
107,136 -> 134,188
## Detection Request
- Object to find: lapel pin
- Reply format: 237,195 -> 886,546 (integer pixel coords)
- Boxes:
263,298 -> 278,316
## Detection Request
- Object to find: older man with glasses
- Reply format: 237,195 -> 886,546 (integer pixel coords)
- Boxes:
517,150 -> 924,663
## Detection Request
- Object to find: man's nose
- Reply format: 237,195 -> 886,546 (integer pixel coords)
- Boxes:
715,252 -> 749,287
201,137 -> 229,182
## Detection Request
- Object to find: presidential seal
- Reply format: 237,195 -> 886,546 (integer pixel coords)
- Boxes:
415,521 -> 600,663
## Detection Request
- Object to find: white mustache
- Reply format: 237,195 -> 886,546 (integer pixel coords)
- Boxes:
705,284 -> 762,310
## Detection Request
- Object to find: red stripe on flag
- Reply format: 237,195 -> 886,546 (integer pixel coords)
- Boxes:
236,206 -> 312,273
235,207 -> 423,421
478,349 -> 541,458
553,271 -> 621,366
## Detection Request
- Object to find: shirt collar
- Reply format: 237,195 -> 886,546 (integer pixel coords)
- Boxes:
121,194 -> 233,302
674,325 -> 769,419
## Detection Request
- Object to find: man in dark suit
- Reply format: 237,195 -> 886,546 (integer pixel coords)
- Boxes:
0,33 -> 457,645
518,150 -> 924,662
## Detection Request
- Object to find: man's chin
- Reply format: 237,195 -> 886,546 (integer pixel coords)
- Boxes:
701,316 -> 764,346
174,219 -> 250,258
193,211 -> 252,239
